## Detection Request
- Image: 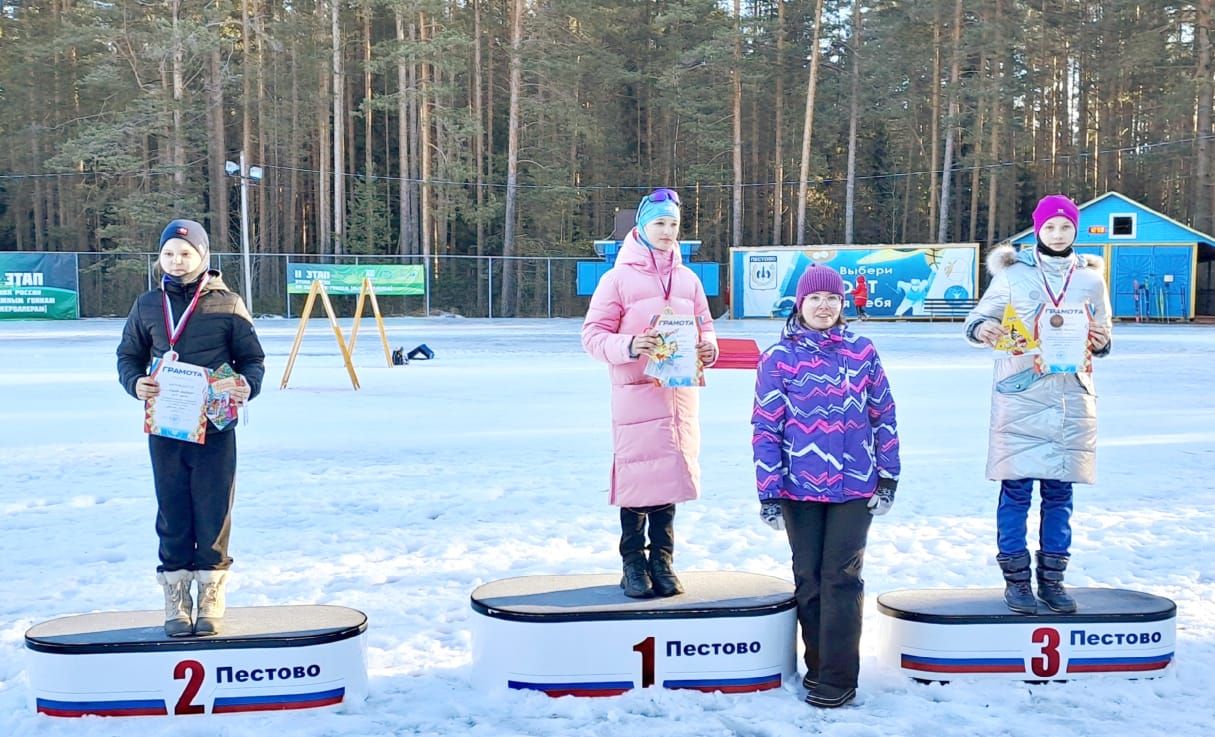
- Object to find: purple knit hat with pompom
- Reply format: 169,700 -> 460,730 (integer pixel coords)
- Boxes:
795,265 -> 845,310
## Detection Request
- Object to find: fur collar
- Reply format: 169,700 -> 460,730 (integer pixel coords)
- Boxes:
986,243 -> 1104,276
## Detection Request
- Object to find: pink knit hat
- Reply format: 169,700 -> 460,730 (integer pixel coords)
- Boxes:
795,265 -> 845,310
1032,195 -> 1079,238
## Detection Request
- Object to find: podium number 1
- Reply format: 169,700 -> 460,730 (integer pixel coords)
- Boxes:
632,637 -> 656,688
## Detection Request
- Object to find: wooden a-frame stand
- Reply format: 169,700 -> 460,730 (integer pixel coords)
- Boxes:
280,278 -> 393,390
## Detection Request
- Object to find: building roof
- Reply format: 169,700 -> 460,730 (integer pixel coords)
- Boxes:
1008,191 -> 1215,247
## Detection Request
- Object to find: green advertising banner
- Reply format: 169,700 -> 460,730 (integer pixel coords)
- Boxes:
286,262 -> 425,296
0,253 -> 80,320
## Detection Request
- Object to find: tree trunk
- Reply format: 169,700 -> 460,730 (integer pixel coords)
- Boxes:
987,2 -> 1004,250
363,0 -> 374,251
844,0 -> 862,245
256,5 -> 269,258
206,46 -> 228,251
1197,0 -> 1214,232
242,0 -> 254,256
750,94 -> 760,244
29,125 -> 45,251
419,12 -> 433,259
501,0 -> 524,317
169,0 -> 186,197
796,0 -> 825,246
473,0 -> 487,313
901,133 -> 914,242
396,11 -> 410,255
772,0 -> 785,245
317,5 -> 331,256
732,0 -> 743,249
936,0 -> 962,243
332,0 -> 346,255
406,18 -> 420,256
928,0 -> 942,237
288,55 -> 300,252
969,92 -> 984,243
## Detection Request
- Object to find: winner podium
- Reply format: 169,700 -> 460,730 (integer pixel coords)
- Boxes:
877,588 -> 1175,681
470,572 -> 796,696
25,605 -> 368,717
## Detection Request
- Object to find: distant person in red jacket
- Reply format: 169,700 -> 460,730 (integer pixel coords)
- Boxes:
852,275 -> 869,320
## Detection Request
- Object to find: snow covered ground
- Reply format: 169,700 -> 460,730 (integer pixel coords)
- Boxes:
1,316 -> 1212,737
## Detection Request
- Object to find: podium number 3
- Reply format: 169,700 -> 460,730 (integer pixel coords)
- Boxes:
174,659 -> 206,715
1031,628 -> 1061,678
632,637 -> 656,688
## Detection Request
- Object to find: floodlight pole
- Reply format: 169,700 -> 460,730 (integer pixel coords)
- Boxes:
238,150 -> 253,312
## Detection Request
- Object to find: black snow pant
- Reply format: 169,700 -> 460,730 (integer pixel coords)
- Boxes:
619,504 -> 676,562
149,430 -> 237,572
781,498 -> 872,690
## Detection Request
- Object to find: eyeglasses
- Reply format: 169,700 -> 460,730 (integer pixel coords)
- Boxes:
804,294 -> 843,307
646,188 -> 681,207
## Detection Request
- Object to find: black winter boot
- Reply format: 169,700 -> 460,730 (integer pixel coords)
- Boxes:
620,554 -> 654,598
997,552 -> 1037,614
648,551 -> 684,597
618,509 -> 652,598
1036,552 -> 1078,613
646,505 -> 683,596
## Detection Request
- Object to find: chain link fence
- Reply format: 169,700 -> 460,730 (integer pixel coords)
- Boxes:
65,252 -> 726,319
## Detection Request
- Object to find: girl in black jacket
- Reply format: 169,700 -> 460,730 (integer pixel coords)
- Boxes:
117,219 -> 265,637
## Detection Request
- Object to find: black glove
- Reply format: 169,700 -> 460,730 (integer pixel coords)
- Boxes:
867,477 -> 897,516
760,500 -> 785,530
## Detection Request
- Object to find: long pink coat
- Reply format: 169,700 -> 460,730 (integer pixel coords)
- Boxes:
582,231 -> 717,508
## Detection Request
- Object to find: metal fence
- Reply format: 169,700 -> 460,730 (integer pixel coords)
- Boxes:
69,252 -> 692,319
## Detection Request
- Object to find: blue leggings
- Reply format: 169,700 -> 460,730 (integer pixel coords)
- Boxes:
996,478 -> 1073,557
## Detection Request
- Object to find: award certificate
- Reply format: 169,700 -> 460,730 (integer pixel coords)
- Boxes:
206,363 -> 247,431
144,359 -> 210,443
643,309 -> 704,388
1034,302 -> 1093,374
992,303 -> 1040,356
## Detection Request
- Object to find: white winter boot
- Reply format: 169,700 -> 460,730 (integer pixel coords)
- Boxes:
194,569 -> 229,636
157,570 -> 194,638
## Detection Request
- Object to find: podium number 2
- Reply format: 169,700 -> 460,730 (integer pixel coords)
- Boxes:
174,659 -> 206,715
632,637 -> 656,688
1031,628 -> 1061,678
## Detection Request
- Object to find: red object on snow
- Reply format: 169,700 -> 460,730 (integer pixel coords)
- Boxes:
852,275 -> 869,307
712,338 -> 761,369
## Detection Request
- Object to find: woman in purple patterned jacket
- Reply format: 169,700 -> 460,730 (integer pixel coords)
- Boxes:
752,264 -> 900,709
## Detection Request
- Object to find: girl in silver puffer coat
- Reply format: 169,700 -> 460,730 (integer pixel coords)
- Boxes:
964,194 -> 1112,615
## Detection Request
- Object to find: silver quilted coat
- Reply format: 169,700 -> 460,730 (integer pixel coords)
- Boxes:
964,244 -> 1113,483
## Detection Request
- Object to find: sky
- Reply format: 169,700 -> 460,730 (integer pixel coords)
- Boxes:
1,316 -> 1211,737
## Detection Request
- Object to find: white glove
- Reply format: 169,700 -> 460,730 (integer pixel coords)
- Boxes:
760,500 -> 785,530
867,478 -> 897,516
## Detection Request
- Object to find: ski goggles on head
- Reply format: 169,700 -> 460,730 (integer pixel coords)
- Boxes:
645,188 -> 681,206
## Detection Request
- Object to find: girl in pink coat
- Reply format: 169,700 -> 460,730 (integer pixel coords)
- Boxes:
582,188 -> 718,599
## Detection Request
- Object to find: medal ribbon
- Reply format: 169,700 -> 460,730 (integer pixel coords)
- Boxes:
1035,256 -> 1076,308
637,228 -> 674,301
162,273 -> 211,351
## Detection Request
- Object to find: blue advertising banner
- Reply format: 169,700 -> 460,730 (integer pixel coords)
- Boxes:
730,245 -> 979,319
0,253 -> 80,320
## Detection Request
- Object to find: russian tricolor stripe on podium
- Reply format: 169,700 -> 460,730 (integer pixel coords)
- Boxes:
211,686 -> 346,713
36,687 -> 346,717
664,674 -> 783,692
901,654 -> 1027,674
36,697 -> 168,717
1066,653 -> 1173,673
508,680 -> 634,697
508,673 -> 783,697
